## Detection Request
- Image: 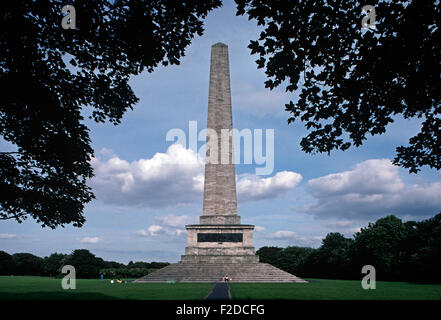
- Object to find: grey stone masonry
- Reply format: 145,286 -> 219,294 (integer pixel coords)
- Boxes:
202,42 -> 238,221
135,263 -> 308,283
181,43 -> 255,264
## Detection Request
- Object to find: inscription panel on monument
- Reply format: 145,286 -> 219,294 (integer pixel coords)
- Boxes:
197,233 -> 243,242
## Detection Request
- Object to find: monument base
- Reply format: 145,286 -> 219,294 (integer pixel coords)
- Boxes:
134,222 -> 307,283
134,262 -> 308,283
182,224 -> 258,264
181,254 -> 259,264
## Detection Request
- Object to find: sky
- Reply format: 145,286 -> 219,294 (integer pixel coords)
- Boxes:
1,0 -> 440,264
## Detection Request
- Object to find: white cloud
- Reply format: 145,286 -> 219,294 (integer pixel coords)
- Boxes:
91,143 -> 204,207
147,225 -> 163,236
308,159 -> 404,197
91,144 -> 302,207
254,226 -> 265,232
136,229 -> 148,237
0,234 -> 16,239
137,224 -> 184,237
136,215 -> 196,239
302,159 -> 441,220
99,147 -> 116,158
80,237 -> 101,244
237,171 -> 302,201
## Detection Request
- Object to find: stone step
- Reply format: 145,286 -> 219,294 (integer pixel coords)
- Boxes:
134,263 -> 307,283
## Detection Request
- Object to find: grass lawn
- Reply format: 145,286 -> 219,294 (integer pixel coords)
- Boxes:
0,276 -> 213,300
2,276 -> 441,300
229,279 -> 441,300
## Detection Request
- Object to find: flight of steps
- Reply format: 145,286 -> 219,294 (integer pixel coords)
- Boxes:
134,263 -> 307,283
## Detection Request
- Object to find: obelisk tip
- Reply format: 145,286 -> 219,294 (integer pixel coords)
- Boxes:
212,42 -> 228,48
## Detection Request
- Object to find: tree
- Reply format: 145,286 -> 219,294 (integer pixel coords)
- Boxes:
352,215 -> 407,280
148,261 -> 170,269
235,0 -> 440,173
0,250 -> 16,275
315,233 -> 353,279
12,253 -> 44,275
65,249 -> 104,278
276,246 -> 315,276
42,253 -> 67,276
256,246 -> 283,264
101,260 -> 124,269
0,0 -> 222,228
405,212 -> 441,282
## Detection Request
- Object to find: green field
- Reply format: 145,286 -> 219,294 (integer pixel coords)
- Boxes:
230,279 -> 441,300
1,276 -> 441,300
0,276 -> 212,300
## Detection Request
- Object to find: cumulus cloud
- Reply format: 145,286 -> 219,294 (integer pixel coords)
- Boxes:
0,234 -> 16,239
136,229 -> 148,237
91,144 -> 302,207
137,223 -> 184,237
237,171 -> 302,201
80,237 -> 101,244
147,225 -> 163,236
136,215 -> 198,238
91,144 -> 204,207
254,226 -> 265,232
302,159 -> 441,220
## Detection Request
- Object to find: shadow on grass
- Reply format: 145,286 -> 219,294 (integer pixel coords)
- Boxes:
0,291 -> 119,300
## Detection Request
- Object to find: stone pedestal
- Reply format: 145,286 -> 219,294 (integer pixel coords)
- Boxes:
181,224 -> 259,264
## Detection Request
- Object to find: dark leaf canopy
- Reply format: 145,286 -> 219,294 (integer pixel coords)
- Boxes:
235,0 -> 440,173
0,0 -> 221,228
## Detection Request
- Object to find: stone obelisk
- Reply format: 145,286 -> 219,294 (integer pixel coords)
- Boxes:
135,44 -> 306,282
181,43 -> 258,264
201,42 -> 239,225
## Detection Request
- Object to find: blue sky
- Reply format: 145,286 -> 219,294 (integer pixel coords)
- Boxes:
1,0 -> 440,263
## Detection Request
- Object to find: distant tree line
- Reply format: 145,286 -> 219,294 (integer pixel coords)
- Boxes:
258,213 -> 441,283
0,249 -> 169,279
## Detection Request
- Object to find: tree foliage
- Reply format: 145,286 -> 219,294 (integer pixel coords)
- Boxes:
42,253 -> 67,276
404,213 -> 441,282
255,246 -> 283,264
1,248 -> 171,279
64,249 -> 104,278
100,267 -> 153,279
352,215 -> 408,280
235,0 -> 440,173
0,0 -> 221,228
11,252 -> 44,275
315,232 -> 353,279
258,213 -> 441,283
0,250 -> 15,275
